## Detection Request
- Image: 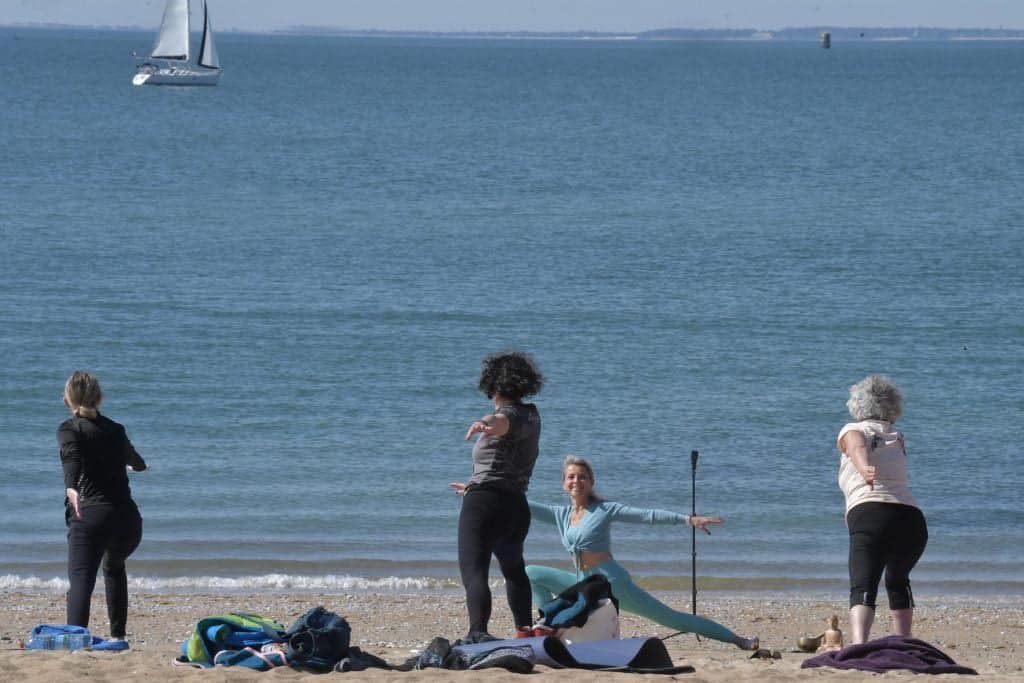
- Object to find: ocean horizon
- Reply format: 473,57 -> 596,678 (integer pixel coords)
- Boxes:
3,23 -> 1024,38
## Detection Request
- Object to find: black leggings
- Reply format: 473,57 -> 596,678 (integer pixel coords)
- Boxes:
457,486 -> 533,634
67,502 -> 143,638
847,502 -> 927,610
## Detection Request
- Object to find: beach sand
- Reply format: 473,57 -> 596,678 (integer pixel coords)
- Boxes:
2,591 -> 1021,681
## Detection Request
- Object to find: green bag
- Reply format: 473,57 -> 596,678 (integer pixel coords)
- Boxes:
179,612 -> 287,667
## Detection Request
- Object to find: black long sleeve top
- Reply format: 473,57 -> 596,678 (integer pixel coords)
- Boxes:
58,413 -> 147,507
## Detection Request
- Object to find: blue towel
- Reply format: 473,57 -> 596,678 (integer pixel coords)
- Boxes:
212,646 -> 289,670
205,624 -> 276,649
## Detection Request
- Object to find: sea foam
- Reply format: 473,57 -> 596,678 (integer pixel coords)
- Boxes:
0,573 -> 465,594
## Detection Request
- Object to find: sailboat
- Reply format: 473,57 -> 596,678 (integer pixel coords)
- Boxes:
133,0 -> 221,86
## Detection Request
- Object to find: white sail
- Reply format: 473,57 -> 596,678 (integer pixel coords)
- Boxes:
197,2 -> 220,69
150,0 -> 190,61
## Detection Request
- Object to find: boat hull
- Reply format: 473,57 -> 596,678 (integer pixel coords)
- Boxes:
133,64 -> 220,86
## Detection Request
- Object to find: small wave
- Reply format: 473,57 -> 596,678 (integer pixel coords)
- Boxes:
132,573 -> 461,593
0,574 -> 69,591
1,573 -> 462,594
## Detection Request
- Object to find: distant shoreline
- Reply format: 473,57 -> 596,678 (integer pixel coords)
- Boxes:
3,24 -> 1024,42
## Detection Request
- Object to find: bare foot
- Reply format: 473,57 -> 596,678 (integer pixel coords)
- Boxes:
736,635 -> 760,651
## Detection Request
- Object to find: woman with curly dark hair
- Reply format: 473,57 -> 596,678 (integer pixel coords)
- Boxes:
449,351 -> 543,642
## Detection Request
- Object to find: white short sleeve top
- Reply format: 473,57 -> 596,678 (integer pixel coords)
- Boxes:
837,419 -> 918,515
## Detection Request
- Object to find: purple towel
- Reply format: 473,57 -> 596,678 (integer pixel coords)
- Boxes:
801,635 -> 977,675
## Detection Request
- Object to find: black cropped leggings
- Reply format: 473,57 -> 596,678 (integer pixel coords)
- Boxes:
847,502 -> 927,610
457,486 -> 533,635
66,502 -> 143,638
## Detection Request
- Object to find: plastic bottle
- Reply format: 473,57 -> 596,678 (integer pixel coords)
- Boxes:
24,634 -> 56,650
65,632 -> 93,649
25,630 -> 92,650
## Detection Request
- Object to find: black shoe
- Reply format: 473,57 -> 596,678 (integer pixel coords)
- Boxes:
455,631 -> 499,646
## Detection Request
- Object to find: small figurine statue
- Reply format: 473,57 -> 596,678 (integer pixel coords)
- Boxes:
817,614 -> 844,653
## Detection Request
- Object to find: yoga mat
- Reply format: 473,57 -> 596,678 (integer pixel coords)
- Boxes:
454,636 -> 694,674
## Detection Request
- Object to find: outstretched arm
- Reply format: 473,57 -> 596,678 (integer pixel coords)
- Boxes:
606,503 -> 724,534
527,500 -> 560,525
606,502 -> 690,526
464,413 -> 510,441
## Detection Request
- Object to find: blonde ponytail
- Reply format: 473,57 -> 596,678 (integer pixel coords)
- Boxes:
64,371 -> 102,418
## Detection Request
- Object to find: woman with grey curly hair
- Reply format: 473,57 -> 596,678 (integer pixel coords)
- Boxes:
837,375 -> 927,645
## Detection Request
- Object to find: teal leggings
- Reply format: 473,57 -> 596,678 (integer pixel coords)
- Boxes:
526,559 -> 742,645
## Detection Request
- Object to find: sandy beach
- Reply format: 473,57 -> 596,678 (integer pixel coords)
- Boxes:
2,591 -> 1020,681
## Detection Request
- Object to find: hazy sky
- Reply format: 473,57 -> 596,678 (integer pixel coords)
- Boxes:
2,0 -> 1023,33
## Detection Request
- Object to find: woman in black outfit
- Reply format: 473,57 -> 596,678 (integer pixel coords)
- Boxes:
449,351 -> 543,642
58,371 -> 147,641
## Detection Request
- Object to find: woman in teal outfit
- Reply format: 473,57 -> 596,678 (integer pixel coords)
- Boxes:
526,455 -> 758,650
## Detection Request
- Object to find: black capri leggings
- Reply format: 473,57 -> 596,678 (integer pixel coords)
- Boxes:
67,501 -> 143,638
847,502 -> 927,610
457,486 -> 533,635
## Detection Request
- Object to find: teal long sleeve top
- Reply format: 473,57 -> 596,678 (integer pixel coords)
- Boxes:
528,499 -> 690,562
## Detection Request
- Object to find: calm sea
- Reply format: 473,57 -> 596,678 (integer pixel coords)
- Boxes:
1,28 -> 1021,597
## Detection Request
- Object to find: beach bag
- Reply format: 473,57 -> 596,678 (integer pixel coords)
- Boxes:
537,574 -> 620,642
282,606 -> 351,672
558,598 -> 620,644
177,613 -> 287,667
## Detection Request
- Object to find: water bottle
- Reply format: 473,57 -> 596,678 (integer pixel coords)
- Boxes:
65,631 -> 92,650
25,634 -> 57,650
26,630 -> 91,650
